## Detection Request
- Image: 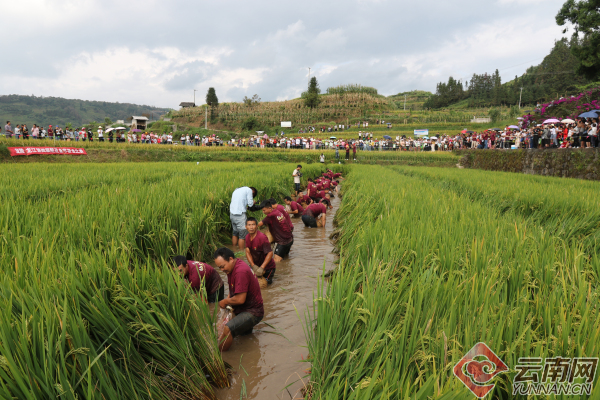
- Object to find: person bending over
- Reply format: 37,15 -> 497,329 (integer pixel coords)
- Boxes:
284,196 -> 304,217
172,255 -> 224,303
229,186 -> 260,250
258,201 -> 294,262
302,199 -> 328,228
245,217 -> 276,284
214,247 -> 264,352
267,198 -> 293,231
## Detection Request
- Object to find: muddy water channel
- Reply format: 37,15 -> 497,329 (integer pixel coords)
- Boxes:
214,194 -> 340,400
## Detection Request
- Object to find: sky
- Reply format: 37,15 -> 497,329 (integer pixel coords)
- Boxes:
0,0 -> 569,109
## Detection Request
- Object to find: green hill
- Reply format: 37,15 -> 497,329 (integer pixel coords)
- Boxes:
423,38 -> 600,109
0,95 -> 171,128
387,90 -> 432,111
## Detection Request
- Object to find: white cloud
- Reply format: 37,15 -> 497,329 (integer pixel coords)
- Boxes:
1,0 -> 569,106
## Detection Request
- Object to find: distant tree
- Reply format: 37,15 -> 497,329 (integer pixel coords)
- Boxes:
304,77 -> 321,108
206,88 -> 219,120
104,117 -> 113,125
556,0 -> 600,80
488,108 -> 501,123
243,94 -> 261,107
206,88 -> 219,107
423,76 -> 465,109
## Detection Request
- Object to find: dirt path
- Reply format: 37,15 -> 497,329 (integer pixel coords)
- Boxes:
214,194 -> 340,400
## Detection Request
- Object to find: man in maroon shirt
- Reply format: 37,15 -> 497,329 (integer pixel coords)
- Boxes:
172,255 -> 224,303
302,200 -> 328,228
298,194 -> 313,207
268,198 -> 293,231
307,179 -> 318,200
258,201 -> 294,261
284,196 -> 304,217
245,217 -> 276,284
214,247 -> 264,352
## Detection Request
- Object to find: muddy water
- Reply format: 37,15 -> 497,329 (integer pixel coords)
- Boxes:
214,194 -> 340,400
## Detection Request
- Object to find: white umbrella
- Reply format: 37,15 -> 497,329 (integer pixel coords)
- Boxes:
561,119 -> 575,123
105,128 -> 115,133
115,127 -> 126,130
516,117 -> 524,120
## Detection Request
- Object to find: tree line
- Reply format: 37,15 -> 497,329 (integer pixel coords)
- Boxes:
424,38 -> 598,109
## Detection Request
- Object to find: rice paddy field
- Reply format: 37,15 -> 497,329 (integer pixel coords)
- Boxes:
2,157 -> 599,399
0,161 -> 346,400
306,165 -> 600,399
0,138 -> 461,166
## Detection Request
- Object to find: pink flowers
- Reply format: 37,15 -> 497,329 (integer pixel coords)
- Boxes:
521,86 -> 600,128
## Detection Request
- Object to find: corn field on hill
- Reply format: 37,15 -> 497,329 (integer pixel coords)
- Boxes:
170,95 -> 518,139
171,93 -> 393,131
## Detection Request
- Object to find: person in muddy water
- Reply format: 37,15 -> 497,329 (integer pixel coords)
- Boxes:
301,199 -> 328,228
214,247 -> 264,352
284,196 -> 304,217
229,186 -> 260,250
245,217 -> 276,284
172,255 -> 224,303
258,200 -> 294,262
267,198 -> 293,231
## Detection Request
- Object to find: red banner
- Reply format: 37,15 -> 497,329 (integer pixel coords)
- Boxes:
8,147 -> 88,156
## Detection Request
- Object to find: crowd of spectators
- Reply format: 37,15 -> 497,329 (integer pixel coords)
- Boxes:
2,117 -> 597,151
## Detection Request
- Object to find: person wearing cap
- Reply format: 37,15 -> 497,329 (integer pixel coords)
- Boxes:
172,255 -> 224,303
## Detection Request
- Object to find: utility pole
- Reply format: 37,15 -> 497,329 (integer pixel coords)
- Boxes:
518,87 -> 523,109
404,94 -> 407,111
308,67 -> 311,85
194,89 -> 197,105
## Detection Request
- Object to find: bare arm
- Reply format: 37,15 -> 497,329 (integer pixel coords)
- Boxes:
261,251 -> 274,270
219,292 -> 247,309
245,247 -> 255,267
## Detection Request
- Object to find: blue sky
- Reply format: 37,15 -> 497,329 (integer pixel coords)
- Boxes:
0,0 -> 568,108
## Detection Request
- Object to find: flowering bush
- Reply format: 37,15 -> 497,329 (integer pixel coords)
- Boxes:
521,87 -> 600,128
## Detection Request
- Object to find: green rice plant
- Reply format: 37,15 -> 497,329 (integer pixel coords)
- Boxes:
306,165 -> 600,399
0,161 -> 348,399
392,166 -> 600,254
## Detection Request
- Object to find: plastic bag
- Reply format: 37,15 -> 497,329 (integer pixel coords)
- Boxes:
216,306 -> 233,338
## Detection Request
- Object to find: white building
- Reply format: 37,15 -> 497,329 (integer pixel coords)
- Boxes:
130,116 -> 149,130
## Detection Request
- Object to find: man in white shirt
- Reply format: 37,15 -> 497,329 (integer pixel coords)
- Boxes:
292,165 -> 302,196
230,186 -> 259,250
